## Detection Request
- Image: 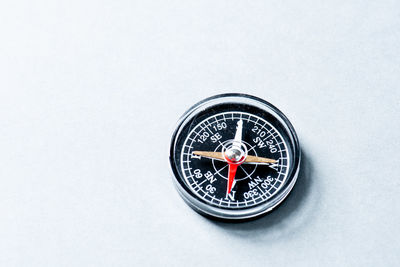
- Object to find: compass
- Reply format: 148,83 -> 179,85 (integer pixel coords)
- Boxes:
169,94 -> 301,221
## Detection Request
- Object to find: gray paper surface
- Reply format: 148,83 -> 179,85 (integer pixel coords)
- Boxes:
0,1 -> 399,266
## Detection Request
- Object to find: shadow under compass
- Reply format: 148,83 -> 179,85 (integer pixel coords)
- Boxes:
206,149 -> 318,241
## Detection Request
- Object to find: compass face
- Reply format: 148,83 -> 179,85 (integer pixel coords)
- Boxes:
170,94 -> 300,221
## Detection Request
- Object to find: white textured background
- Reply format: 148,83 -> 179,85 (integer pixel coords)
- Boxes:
1,1 -> 399,266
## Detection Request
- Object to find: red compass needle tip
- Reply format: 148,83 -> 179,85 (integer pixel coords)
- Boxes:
227,163 -> 239,195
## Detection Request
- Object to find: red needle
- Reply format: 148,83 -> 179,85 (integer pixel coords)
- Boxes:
227,163 -> 238,195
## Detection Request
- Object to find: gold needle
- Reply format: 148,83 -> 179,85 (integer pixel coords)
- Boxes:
192,151 -> 277,164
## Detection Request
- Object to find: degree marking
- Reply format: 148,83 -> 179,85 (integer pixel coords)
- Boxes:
256,185 -> 266,199
204,124 -> 214,134
192,179 -> 207,190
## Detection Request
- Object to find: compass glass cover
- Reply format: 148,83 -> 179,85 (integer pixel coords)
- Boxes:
169,94 -> 300,220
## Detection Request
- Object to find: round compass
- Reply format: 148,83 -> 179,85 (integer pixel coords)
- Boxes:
169,94 -> 301,221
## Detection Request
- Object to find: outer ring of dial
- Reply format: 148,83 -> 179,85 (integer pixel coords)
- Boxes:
169,93 -> 301,221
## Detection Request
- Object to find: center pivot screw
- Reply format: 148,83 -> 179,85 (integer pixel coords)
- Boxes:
225,148 -> 242,162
